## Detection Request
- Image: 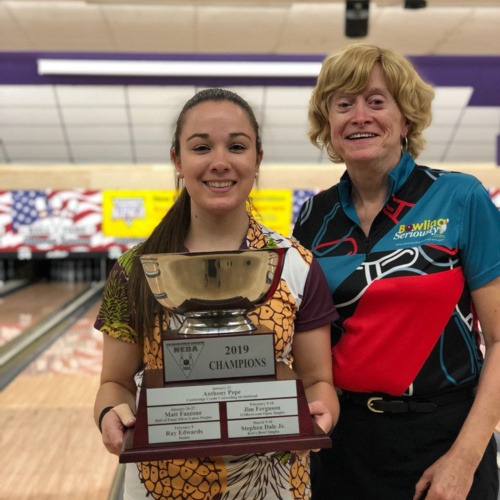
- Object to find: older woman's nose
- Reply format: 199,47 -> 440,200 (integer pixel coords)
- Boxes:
351,100 -> 372,125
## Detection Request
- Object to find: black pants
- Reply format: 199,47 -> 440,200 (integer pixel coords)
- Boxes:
311,398 -> 498,500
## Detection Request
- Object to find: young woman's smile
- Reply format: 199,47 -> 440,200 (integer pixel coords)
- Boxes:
172,101 -> 261,217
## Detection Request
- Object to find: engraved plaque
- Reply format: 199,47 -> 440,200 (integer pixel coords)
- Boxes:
120,249 -> 331,462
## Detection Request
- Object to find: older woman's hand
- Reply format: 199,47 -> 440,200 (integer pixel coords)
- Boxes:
413,448 -> 476,500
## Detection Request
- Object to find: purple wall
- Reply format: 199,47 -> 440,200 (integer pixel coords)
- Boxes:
0,52 -> 499,106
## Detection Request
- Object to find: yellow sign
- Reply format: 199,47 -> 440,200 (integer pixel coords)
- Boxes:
102,189 -> 294,239
251,189 -> 293,237
102,190 -> 177,238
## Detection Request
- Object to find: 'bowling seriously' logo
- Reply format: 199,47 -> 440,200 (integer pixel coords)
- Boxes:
394,218 -> 449,241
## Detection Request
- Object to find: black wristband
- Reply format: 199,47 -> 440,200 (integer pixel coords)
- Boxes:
98,406 -> 114,433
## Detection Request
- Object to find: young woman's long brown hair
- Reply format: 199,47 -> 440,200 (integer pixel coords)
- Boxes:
127,88 -> 262,351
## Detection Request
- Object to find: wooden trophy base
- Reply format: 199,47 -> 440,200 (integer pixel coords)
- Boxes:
120,364 -> 331,462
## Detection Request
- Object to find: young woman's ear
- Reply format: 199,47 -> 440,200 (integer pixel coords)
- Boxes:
256,149 -> 263,170
170,149 -> 182,176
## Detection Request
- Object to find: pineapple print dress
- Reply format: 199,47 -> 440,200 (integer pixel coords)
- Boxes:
95,215 -> 338,500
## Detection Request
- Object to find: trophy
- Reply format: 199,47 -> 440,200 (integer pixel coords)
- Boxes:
120,248 -> 331,462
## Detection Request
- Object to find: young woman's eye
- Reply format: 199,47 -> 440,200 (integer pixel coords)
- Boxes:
193,144 -> 210,152
229,143 -> 246,152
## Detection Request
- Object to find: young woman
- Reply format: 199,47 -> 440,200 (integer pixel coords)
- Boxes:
94,88 -> 339,500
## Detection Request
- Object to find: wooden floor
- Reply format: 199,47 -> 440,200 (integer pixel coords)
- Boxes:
0,287 -> 118,500
0,282 -> 498,499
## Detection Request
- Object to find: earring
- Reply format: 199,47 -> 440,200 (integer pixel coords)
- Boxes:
402,136 -> 408,152
255,170 -> 259,179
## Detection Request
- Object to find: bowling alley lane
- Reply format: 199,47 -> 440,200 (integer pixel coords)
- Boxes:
0,281 -> 90,348
0,297 -> 119,500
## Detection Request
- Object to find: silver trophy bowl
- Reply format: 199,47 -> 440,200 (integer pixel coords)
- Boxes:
140,248 -> 287,335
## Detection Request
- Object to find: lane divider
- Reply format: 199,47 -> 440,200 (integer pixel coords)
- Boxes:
0,281 -> 105,390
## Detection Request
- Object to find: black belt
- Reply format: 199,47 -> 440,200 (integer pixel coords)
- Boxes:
338,386 -> 477,414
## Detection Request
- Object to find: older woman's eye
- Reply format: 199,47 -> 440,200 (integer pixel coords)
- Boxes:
333,100 -> 353,112
368,96 -> 388,108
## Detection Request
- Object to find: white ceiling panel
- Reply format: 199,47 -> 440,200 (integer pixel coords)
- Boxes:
5,143 -> 70,161
419,144 -> 448,164
61,107 -> 129,125
263,108 -> 309,126
432,88 -> 474,108
65,125 -> 131,142
265,87 -> 314,106
127,86 -> 197,106
0,85 -> 57,105
423,125 -> 457,143
453,125 -> 500,143
134,143 -> 169,162
223,87 -> 266,104
129,107 -> 181,126
0,125 -> 65,142
70,143 -> 134,162
446,142 -> 497,163
462,107 -> 500,126
0,1 -> 499,166
56,86 -> 127,106
263,142 -> 323,162
430,108 -> 467,126
132,126 -> 170,142
0,108 -> 61,125
262,125 -> 311,143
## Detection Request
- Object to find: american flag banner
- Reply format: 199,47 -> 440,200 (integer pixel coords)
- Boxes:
12,190 -> 46,232
292,189 -> 319,225
0,189 -> 140,255
0,190 -> 13,235
0,191 -> 21,253
1,187 -> 499,256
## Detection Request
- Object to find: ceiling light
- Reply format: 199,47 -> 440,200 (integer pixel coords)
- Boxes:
37,59 -> 322,78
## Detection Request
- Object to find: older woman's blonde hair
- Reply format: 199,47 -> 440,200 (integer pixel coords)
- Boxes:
309,43 -> 435,162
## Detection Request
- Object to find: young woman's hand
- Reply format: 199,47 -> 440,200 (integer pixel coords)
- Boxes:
101,403 -> 136,456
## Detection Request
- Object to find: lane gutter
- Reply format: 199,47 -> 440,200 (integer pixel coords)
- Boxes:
0,281 -> 105,391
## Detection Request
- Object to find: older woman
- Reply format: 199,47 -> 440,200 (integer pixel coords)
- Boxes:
293,43 -> 500,499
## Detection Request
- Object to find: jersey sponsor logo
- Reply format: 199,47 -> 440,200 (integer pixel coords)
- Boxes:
394,218 -> 448,241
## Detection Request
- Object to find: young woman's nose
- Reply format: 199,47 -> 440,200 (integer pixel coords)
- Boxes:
210,148 -> 230,170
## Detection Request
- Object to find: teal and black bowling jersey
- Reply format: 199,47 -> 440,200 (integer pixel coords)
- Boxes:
293,152 -> 500,396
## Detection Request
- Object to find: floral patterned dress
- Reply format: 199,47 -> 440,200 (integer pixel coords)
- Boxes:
95,215 -> 337,500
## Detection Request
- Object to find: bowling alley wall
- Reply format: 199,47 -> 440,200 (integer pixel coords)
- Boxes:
1,52 -> 500,264
1,162 -> 500,264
